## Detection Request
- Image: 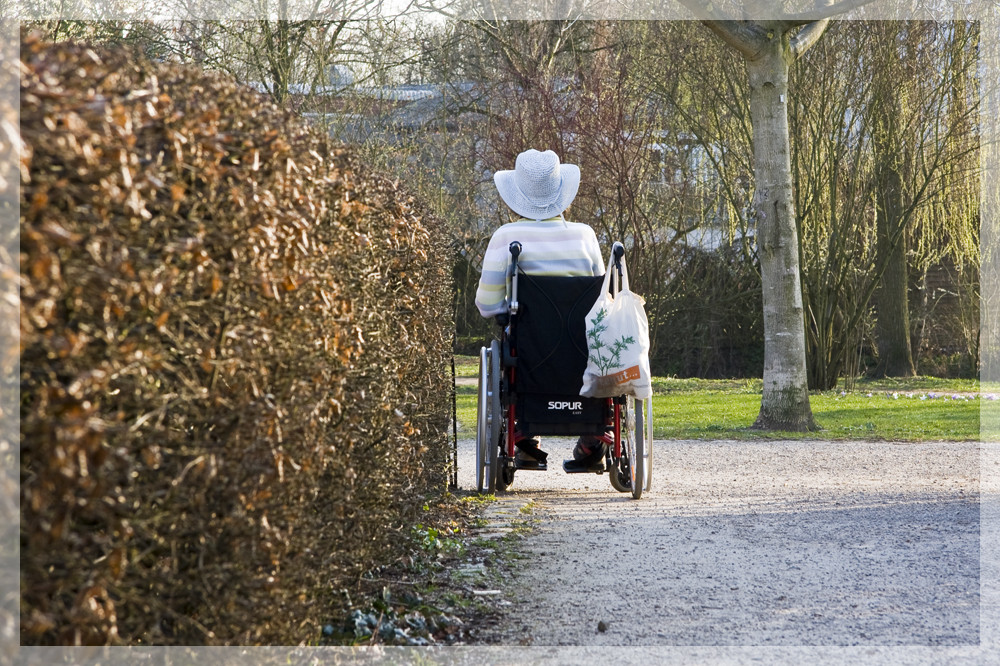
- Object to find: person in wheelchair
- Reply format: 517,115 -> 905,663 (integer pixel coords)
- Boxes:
474,148 -> 608,472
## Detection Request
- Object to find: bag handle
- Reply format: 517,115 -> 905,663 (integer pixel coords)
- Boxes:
599,250 -> 615,297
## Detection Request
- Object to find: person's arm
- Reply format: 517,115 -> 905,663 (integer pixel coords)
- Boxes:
475,229 -> 511,318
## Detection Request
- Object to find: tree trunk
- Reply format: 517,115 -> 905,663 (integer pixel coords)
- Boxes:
747,42 -> 816,431
870,23 -> 916,379
873,169 -> 916,377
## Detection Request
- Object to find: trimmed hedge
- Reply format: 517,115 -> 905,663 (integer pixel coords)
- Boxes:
19,34 -> 453,645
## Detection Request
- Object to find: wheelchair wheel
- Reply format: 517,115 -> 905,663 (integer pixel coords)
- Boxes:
608,450 -> 631,493
475,346 -> 496,492
476,342 -> 504,493
475,346 -> 489,492
629,397 -> 645,499
609,397 -> 644,499
496,463 -> 515,491
644,395 -> 654,492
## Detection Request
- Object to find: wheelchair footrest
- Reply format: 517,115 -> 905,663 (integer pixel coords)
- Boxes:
513,458 -> 547,471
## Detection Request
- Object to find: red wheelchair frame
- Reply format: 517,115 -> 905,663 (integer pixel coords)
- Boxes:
475,241 -> 649,499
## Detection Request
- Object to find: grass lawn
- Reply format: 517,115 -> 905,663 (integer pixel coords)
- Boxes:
452,356 -> 981,441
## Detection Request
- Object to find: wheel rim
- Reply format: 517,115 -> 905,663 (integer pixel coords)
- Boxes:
475,347 -> 489,492
625,400 -> 637,488
609,401 -> 632,493
627,398 -> 644,499
644,395 -> 653,492
486,340 -> 503,492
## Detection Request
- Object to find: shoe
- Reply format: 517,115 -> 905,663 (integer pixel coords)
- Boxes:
515,449 -> 545,470
563,437 -> 605,473
514,436 -> 547,470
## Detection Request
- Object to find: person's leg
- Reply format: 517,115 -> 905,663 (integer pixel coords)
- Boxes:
562,435 -> 605,472
572,435 -> 604,461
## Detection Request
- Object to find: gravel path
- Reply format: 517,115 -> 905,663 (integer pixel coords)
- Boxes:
457,437 -> 996,664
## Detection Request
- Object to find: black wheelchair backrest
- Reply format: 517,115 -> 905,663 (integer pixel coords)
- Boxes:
511,273 -> 604,396
507,272 -> 610,436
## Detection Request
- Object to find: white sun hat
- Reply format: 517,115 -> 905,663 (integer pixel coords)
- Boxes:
494,149 -> 581,221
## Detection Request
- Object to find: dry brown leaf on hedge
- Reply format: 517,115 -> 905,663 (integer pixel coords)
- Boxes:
23,610 -> 58,638
169,182 -> 185,202
209,272 -> 223,295
339,199 -> 371,218
26,190 -> 48,219
107,547 -> 126,579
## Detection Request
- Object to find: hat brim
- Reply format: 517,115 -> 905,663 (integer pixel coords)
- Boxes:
494,163 -> 580,220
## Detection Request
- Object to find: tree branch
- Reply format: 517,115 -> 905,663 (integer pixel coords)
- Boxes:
790,19 -> 829,58
700,20 -> 769,60
779,0 -> 878,24
676,0 -> 876,24
673,0 -> 723,20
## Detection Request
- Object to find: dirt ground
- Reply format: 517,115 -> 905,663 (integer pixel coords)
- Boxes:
455,436 -> 998,665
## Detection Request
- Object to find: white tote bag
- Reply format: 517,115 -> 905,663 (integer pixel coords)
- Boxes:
580,249 -> 652,399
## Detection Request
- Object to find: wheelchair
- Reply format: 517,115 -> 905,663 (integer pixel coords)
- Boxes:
476,241 -> 653,499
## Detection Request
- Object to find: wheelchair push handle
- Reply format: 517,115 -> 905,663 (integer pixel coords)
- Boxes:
612,242 -> 625,269
611,242 -> 627,294
509,241 -> 522,263
509,241 -> 522,315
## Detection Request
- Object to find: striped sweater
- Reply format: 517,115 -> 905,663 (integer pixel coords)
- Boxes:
475,218 -> 605,318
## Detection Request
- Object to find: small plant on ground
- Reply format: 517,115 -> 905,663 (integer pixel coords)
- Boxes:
319,491 -> 516,647
412,523 -> 466,557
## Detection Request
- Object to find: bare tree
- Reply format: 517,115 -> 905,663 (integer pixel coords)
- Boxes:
788,21 -> 879,389
647,17 -> 978,389
675,0 -> 886,430
876,21 -> 979,378
792,20 -> 980,387
139,0 -> 384,104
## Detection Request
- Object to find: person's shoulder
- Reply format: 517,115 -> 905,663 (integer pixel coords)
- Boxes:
563,220 -> 598,236
487,221 -> 532,249
493,219 -> 537,231
489,222 -> 518,239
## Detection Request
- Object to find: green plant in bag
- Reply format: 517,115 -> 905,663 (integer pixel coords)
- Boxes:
587,307 -> 636,374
